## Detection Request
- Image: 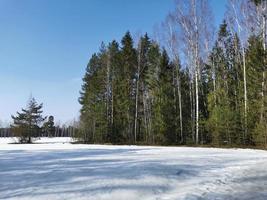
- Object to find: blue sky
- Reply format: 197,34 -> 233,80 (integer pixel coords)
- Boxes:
0,0 -> 226,125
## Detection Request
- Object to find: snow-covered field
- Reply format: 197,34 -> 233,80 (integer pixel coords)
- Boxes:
0,138 -> 267,200
0,137 -> 73,144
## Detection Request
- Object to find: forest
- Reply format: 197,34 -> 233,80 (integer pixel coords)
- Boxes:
78,0 -> 267,147
2,1 -> 267,199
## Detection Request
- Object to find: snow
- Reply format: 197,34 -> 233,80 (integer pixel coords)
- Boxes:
0,138 -> 267,200
0,137 -> 73,144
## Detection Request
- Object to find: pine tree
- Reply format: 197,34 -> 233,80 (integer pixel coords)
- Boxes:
11,97 -> 45,143
79,50 -> 107,143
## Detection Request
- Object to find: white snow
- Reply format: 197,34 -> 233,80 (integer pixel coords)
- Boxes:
0,137 -> 73,144
0,138 -> 267,200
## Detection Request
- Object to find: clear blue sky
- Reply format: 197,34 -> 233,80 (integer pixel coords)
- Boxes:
0,0 -> 226,125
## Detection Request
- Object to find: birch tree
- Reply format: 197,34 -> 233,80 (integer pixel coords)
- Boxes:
171,0 -> 213,144
226,0 -> 255,143
161,14 -> 184,143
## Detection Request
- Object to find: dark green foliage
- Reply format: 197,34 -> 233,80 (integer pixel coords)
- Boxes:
246,35 -> 266,145
42,116 -> 55,137
251,0 -> 266,6
11,97 -> 45,143
115,31 -> 137,143
158,51 -> 178,144
78,28 -> 267,148
79,51 -> 108,143
205,22 -> 245,145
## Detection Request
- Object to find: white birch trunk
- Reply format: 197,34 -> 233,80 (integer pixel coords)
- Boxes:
178,77 -> 183,143
134,43 -> 141,143
242,46 -> 247,144
261,2 -> 266,123
106,51 -> 111,132
193,0 -> 199,145
262,1 -> 267,147
195,64 -> 199,145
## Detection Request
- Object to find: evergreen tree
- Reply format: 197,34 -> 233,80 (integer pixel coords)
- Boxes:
136,34 -> 152,143
43,115 -> 55,137
78,28 -> 267,148
206,21 -> 239,145
106,40 -> 121,143
79,51 -> 107,143
152,49 -> 177,144
114,31 -> 137,143
180,68 -> 194,144
11,97 -> 45,143
245,35 -> 266,145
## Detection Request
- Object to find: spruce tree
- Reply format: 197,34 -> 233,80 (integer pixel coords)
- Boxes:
42,116 -> 55,137
77,27 -> 267,148
115,31 -> 137,143
246,35 -> 266,145
206,21 -> 237,145
106,40 -> 120,143
155,49 -> 177,144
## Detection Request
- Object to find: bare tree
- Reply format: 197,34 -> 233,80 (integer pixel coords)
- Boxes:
226,0 -> 250,143
161,14 -> 184,143
168,0 -> 213,144
226,0 -> 266,143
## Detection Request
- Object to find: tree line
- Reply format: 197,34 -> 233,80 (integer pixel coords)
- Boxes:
0,125 -> 77,138
78,0 -> 267,147
7,97 -> 78,143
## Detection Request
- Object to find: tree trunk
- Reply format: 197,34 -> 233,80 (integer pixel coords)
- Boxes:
262,2 -> 266,148
134,78 -> 139,143
190,81 -> 195,143
143,86 -> 148,143
92,120 -> 95,143
134,45 -> 141,144
172,68 -> 178,142
106,52 -> 111,139
178,79 -> 183,143
261,3 -> 266,123
195,68 -> 199,145
242,46 -> 247,144
175,60 -> 183,144
111,82 -> 114,126
192,0 -> 200,145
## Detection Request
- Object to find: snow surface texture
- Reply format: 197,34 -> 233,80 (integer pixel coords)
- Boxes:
0,138 -> 267,200
0,137 -> 73,144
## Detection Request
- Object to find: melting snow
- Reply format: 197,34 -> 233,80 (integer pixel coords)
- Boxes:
0,138 -> 267,200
